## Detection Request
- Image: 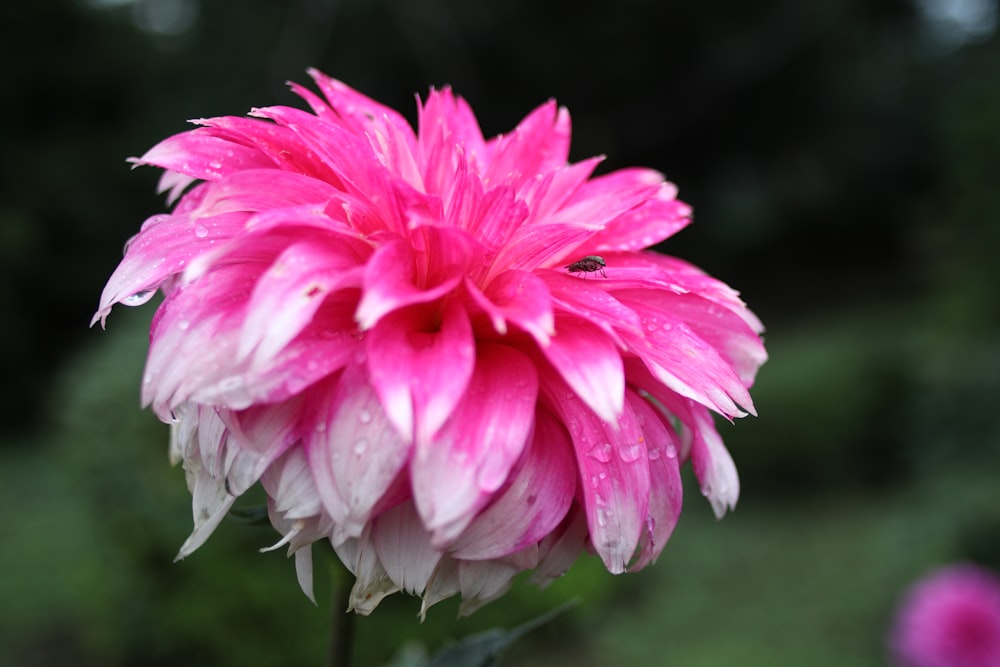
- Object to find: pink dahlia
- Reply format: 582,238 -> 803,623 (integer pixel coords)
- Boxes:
889,564 -> 1000,667
94,70 -> 766,615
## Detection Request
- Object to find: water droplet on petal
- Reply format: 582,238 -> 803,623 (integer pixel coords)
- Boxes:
665,443 -> 678,459
353,439 -> 368,455
586,442 -> 613,463
648,447 -> 661,461
620,441 -> 643,463
194,224 -> 209,238
177,319 -> 190,331
122,289 -> 156,306
359,409 -> 372,424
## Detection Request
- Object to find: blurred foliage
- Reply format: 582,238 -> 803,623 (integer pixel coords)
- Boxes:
3,0 -> 1000,665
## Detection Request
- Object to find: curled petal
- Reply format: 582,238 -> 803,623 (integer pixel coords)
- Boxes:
355,239 -> 461,330
411,344 -> 539,547
546,375 -> 650,573
625,391 -> 683,570
466,270 -> 555,345
366,300 -> 475,444
306,365 -> 411,538
448,407 -> 576,560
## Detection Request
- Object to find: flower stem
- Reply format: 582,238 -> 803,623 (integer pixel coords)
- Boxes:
328,558 -> 355,667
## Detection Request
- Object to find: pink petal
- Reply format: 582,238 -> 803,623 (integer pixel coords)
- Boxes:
306,364 -> 412,538
130,126 -> 276,181
546,377 -> 651,573
92,210 -> 248,327
365,300 -> 475,443
616,293 -> 755,419
417,87 -> 488,190
584,189 -> 691,253
483,101 -> 571,187
190,169 -> 343,218
545,167 -> 667,230
488,222 -> 597,280
540,271 -> 643,342
622,290 -> 768,387
411,344 -> 539,547
448,406 -> 576,560
465,270 -> 555,345
307,69 -> 418,152
542,317 -> 625,424
237,238 -> 365,365
355,239 -> 462,330
625,391 -> 683,570
687,401 -> 740,518
192,116 -> 344,184
519,156 -> 603,224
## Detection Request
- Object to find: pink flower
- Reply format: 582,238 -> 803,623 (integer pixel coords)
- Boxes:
94,70 -> 766,615
889,563 -> 1000,667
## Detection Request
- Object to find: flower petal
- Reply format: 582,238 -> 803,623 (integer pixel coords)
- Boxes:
582,184 -> 691,253
130,127 -> 277,181
366,300 -> 475,443
542,317 -> 625,424
411,344 -> 539,547
355,239 -> 462,330
546,377 -> 650,573
617,292 -> 755,419
306,365 -> 411,538
625,391 -> 682,571
448,407 -> 576,560
372,502 -> 443,596
466,270 -> 555,346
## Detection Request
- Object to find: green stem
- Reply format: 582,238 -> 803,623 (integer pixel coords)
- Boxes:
328,557 -> 355,667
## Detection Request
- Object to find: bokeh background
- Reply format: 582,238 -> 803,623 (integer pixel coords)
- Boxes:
3,0 -> 1000,665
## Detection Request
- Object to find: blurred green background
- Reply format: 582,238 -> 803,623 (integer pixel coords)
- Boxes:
3,0 -> 999,665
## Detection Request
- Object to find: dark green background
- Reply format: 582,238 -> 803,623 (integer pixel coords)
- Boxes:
3,0 -> 999,665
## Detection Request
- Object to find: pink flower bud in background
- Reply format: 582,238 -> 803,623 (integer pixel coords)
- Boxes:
889,563 -> 1000,667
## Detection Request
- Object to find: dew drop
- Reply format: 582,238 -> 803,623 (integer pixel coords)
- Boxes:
194,224 -> 209,239
586,442 -> 613,463
590,474 -> 599,489
620,441 -> 643,463
359,409 -> 372,424
661,322 -> 673,331
315,422 -> 327,432
122,289 -> 156,306
353,439 -> 368,455
596,507 -> 608,528
648,447 -> 661,461
177,319 -> 190,331
665,443 -> 678,459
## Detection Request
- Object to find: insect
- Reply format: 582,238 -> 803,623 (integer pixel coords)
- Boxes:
565,255 -> 607,278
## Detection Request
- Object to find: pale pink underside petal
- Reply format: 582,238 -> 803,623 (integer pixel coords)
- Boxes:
411,344 -> 539,548
306,365 -> 412,538
448,407 -> 576,560
688,401 -> 740,518
221,398 -> 304,495
528,504 -> 589,587
372,501 -> 443,596
365,300 -> 475,444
